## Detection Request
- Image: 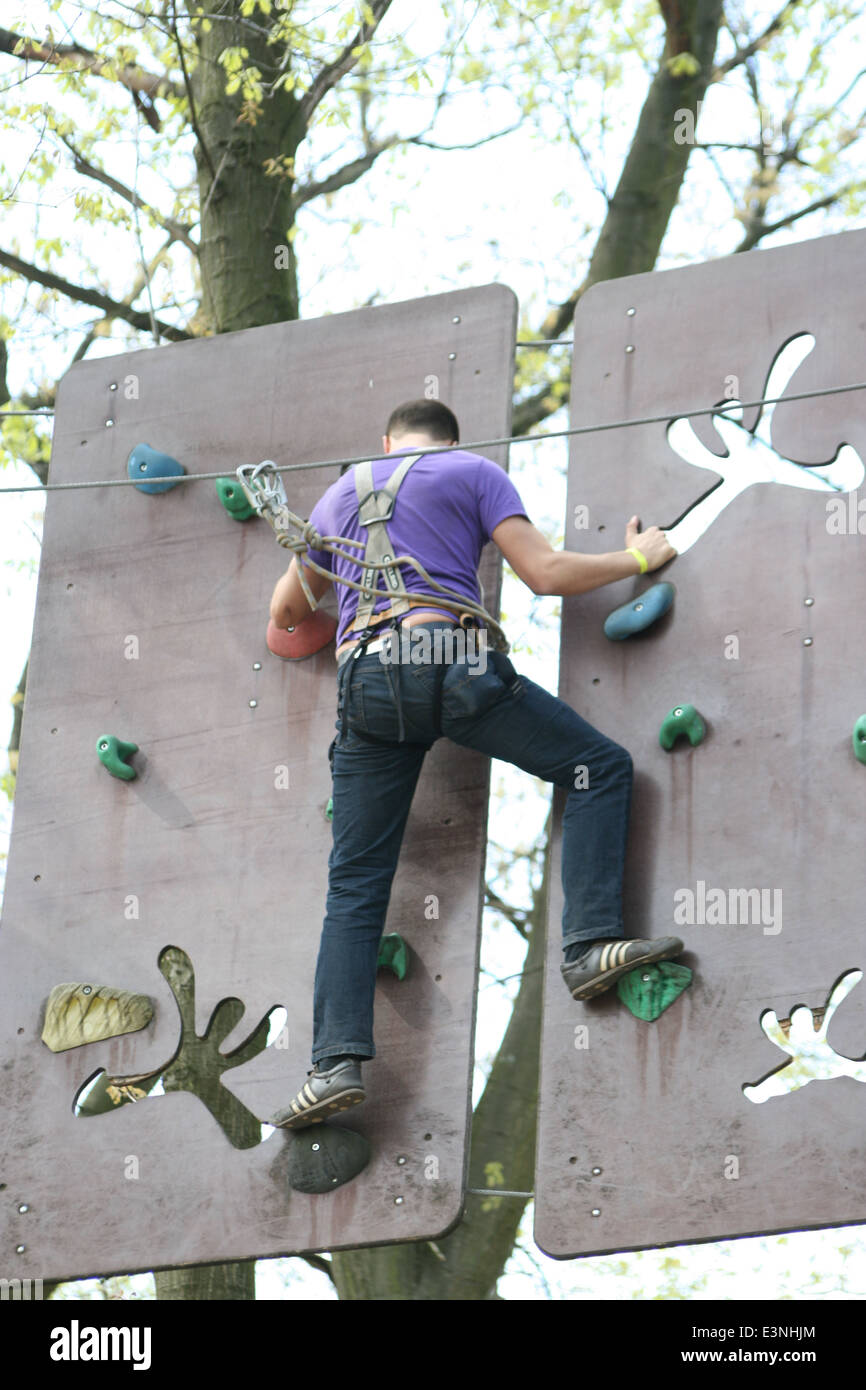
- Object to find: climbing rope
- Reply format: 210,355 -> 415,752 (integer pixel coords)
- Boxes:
2,376 -> 866,495
237,461 -> 510,652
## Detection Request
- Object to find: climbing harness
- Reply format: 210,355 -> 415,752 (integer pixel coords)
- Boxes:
235,457 -> 509,651
237,453 -> 509,745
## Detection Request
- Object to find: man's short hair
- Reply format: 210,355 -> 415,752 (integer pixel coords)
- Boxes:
386,399 -> 460,442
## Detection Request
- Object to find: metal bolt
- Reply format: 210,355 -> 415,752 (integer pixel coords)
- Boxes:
249,699 -> 257,708
311,1143 -> 320,1152
642,973 -> 652,982
448,352 -> 457,360
16,1245 -> 25,1254
252,662 -> 262,670
803,637 -> 813,647
674,707 -> 683,717
105,419 -> 114,427
18,1203 -> 29,1213
82,985 -> 92,995
396,1156 -> 407,1166
592,1167 -> 602,1176
394,1196 -> 404,1205
109,382 -> 118,391
452,315 -> 461,323
634,603 -> 643,611
804,597 -> 814,606
590,1209 -> 601,1218
625,345 -> 635,353
626,307 -> 636,316
287,626 -> 295,633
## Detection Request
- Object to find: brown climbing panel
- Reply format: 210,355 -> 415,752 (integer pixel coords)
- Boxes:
535,228 -> 866,1257
0,285 -> 516,1280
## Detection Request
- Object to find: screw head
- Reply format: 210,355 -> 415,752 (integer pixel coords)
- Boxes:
82,985 -> 92,995
249,699 -> 257,708
634,602 -> 643,611
803,637 -> 813,647
18,1203 -> 29,1213
105,419 -> 115,427
311,1143 -> 320,1152
448,352 -> 457,360
626,307 -> 636,316
452,315 -> 461,323
674,707 -> 683,717
15,1245 -> 25,1254
590,1209 -> 601,1218
642,973 -> 652,982
253,662 -> 261,670
394,1196 -> 404,1205
396,1156 -> 407,1166
625,345 -> 635,353
591,1167 -> 602,1176
804,597 -> 814,606
109,382 -> 118,391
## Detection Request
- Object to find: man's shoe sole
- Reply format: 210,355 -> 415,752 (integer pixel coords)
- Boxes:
564,936 -> 684,1001
271,1088 -> 366,1130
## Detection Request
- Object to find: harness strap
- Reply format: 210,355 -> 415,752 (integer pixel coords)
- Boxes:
352,453 -> 422,632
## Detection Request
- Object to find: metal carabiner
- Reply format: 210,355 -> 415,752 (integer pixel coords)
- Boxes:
236,461 -> 291,533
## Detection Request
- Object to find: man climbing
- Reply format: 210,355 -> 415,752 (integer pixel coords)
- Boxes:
267,399 -> 682,1129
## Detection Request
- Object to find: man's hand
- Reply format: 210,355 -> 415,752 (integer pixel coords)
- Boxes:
269,556 -> 333,629
625,516 -> 677,572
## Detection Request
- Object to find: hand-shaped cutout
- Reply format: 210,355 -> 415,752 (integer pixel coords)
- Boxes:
665,336 -> 864,554
743,969 -> 866,1103
74,946 -> 287,1148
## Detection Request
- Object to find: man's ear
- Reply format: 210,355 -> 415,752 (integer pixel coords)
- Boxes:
382,434 -> 392,454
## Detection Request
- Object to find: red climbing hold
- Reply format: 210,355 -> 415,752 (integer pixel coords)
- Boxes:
266,611 -> 337,660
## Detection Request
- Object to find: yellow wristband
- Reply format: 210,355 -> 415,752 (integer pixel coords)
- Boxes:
627,546 -> 648,574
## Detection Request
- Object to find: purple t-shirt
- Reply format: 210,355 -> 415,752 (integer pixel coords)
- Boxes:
304,448 -> 529,646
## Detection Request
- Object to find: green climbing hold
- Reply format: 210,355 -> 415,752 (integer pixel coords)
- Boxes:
216,477 -> 256,521
377,933 -> 409,980
96,734 -> 139,780
604,582 -> 675,640
659,703 -> 705,750
325,796 -> 333,821
617,960 -> 692,1021
853,715 -> 866,765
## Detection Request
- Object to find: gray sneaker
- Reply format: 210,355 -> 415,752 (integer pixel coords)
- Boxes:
562,936 -> 684,1001
270,1060 -> 365,1130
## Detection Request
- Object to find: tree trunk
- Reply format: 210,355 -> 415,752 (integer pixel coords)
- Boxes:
514,0 -> 725,434
191,0 -> 303,334
330,813 -> 550,1300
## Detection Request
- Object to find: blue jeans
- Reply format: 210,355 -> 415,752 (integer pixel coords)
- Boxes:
312,622 -> 632,1063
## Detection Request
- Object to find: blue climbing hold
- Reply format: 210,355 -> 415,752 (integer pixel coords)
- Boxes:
604,582 -> 675,640
127,443 -> 185,494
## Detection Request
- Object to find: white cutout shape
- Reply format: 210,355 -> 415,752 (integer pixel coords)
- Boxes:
665,335 -> 865,554
743,969 -> 866,1103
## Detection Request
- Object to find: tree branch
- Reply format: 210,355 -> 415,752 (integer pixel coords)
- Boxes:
292,138 -> 400,208
169,0 -> 216,178
734,183 -> 863,252
710,1 -> 801,79
0,249 -> 192,342
0,26 -> 184,118
58,136 -> 199,253
297,0 -> 394,126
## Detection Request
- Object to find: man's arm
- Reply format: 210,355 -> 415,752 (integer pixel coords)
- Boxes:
491,514 -> 675,597
269,557 -> 334,627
